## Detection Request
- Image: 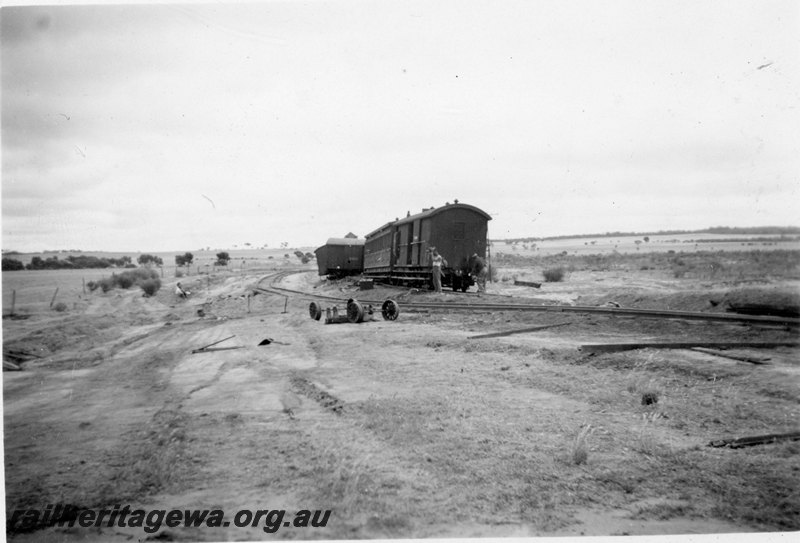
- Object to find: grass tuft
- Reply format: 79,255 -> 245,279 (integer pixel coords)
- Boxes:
571,424 -> 593,465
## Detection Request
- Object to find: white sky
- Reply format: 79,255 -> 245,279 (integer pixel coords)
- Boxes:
2,0 -> 798,252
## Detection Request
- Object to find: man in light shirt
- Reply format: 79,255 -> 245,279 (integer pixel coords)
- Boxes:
428,247 -> 447,293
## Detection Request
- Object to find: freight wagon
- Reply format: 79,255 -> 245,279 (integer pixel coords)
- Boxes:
363,202 -> 491,291
314,238 -> 365,278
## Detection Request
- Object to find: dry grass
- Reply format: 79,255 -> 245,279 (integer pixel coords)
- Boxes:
570,425 -> 593,465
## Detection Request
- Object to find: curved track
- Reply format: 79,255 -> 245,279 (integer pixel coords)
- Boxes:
256,270 -> 800,327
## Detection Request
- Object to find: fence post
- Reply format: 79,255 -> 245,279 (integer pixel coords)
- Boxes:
50,287 -> 59,309
10,289 -> 16,316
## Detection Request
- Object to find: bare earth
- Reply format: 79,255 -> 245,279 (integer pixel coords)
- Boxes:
3,255 -> 799,541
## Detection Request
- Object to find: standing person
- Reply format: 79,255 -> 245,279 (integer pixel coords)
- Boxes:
470,253 -> 488,293
429,247 -> 447,293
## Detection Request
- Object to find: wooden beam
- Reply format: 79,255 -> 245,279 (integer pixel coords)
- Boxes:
580,341 -> 800,354
191,335 -> 236,353
690,347 -> 771,365
514,280 -> 542,289
709,431 -> 800,449
468,322 -> 571,339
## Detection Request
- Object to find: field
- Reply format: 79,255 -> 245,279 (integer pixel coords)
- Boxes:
2,239 -> 800,541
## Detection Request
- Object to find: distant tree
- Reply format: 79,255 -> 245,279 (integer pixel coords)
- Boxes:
2,258 -> 24,271
26,256 -> 44,270
215,252 -> 230,266
138,254 -> 163,266
643,236 -> 650,242
175,252 -> 194,267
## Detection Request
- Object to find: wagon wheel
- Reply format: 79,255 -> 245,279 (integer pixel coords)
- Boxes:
346,300 -> 365,323
381,299 -> 400,321
309,301 -> 322,321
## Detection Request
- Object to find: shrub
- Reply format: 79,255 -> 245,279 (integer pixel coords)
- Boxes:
53,302 -> 68,312
542,267 -> 565,282
91,268 -> 160,294
139,278 -> 161,297
114,273 -> 135,289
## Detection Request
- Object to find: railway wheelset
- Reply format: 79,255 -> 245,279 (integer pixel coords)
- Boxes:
308,298 -> 400,325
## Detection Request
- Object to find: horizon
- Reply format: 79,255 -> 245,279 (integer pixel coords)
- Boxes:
3,1 -> 799,253
3,224 -> 799,256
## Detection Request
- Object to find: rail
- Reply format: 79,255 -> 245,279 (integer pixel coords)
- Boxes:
254,271 -> 800,327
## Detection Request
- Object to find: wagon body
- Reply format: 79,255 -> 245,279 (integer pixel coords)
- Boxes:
363,202 -> 491,290
314,238 -> 365,277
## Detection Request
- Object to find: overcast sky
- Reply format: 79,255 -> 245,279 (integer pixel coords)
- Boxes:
2,0 -> 798,252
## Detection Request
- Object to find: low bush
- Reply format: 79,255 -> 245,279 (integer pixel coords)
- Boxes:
114,273 -> 135,289
90,268 -> 161,296
53,302 -> 68,312
139,278 -> 161,297
542,267 -> 565,282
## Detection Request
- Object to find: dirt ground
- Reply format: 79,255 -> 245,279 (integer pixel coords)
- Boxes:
3,255 -> 799,541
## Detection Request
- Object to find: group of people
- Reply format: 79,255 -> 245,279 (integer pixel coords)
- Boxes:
428,247 -> 488,294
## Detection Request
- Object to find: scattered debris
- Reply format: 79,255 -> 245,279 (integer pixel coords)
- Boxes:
708,431 -> 800,449
280,390 -> 302,419
191,335 -> 243,354
641,392 -> 659,406
290,375 -> 344,414
258,338 -> 289,346
3,348 -> 42,370
358,279 -> 374,290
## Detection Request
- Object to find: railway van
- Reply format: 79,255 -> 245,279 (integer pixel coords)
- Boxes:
314,238 -> 365,278
363,202 -> 491,291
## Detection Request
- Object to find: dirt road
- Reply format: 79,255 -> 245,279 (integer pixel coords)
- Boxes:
3,268 -> 799,540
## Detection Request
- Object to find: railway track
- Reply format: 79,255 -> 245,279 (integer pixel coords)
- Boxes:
254,270 -> 800,327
